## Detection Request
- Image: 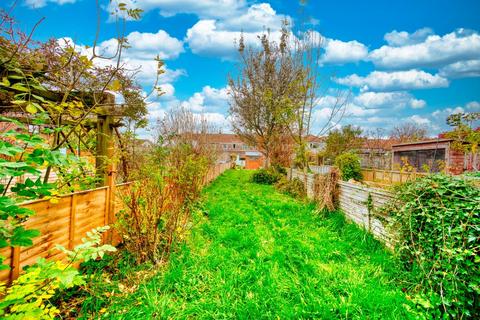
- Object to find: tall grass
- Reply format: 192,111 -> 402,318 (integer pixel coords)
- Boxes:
90,170 -> 414,319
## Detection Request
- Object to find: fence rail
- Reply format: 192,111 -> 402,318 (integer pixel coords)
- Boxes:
361,168 -> 427,184
1,162 -> 231,284
310,165 -> 333,175
289,168 -> 395,245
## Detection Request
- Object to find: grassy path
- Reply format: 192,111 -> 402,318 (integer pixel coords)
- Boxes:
105,170 -> 411,319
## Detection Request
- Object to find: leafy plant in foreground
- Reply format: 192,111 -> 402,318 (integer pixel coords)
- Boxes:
0,226 -> 116,319
386,174 -> 480,318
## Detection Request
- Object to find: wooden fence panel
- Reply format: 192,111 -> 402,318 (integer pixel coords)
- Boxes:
338,181 -> 394,245
288,168 -> 395,246
1,162 -> 230,284
361,169 -> 426,185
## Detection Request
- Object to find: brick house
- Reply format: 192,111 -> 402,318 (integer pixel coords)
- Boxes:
201,134 -> 264,169
392,138 -> 479,174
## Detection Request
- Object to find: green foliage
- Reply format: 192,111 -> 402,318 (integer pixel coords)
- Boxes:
445,112 -> 480,170
84,170 -> 415,319
322,125 -> 363,162
0,259 -> 84,319
0,227 -> 116,319
335,152 -> 363,181
0,117 -> 67,268
117,141 -> 212,264
387,174 -> 480,318
251,168 -> 282,184
275,177 -> 306,199
56,226 -> 117,262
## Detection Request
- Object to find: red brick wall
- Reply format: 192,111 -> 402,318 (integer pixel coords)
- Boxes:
448,149 -> 465,175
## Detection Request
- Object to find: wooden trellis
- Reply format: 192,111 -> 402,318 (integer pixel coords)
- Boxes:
0,89 -> 127,188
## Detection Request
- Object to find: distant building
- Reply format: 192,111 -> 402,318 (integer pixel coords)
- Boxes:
201,134 -> 264,169
359,138 -> 398,169
305,135 -> 325,154
392,138 -> 479,174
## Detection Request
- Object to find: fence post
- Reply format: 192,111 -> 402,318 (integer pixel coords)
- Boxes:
105,153 -> 116,243
9,246 -> 20,283
68,193 -> 78,250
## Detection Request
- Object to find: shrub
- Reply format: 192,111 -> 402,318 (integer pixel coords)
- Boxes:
117,143 -> 210,265
387,174 -> 480,318
0,227 -> 115,319
252,168 -> 282,185
334,152 -> 362,181
275,177 -> 306,199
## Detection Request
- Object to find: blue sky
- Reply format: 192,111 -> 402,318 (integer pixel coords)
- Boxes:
4,0 -> 480,136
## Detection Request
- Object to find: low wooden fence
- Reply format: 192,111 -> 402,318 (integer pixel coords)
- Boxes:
1,162 -> 231,284
289,168 -> 395,245
361,168 -> 427,184
310,165 -> 333,175
204,162 -> 231,184
338,181 -> 394,245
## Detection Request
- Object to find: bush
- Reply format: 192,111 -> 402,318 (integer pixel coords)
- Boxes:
334,152 -> 362,181
387,174 -> 480,318
117,143 -> 210,265
251,168 -> 282,185
275,177 -> 306,199
0,227 -> 115,319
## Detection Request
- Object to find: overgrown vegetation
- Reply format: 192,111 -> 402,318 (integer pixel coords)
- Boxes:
387,174 -> 480,318
275,176 -> 306,198
335,152 -> 363,181
251,167 -> 284,184
77,170 -> 415,318
0,227 -> 115,319
117,108 -> 215,264
321,125 -> 363,163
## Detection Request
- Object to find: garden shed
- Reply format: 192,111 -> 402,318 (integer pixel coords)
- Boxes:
392,138 -> 477,174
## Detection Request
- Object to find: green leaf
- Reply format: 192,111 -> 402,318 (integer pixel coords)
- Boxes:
25,102 -> 38,114
10,227 -> 41,247
10,83 -> 29,92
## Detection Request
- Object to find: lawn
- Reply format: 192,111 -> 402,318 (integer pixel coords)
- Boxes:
98,169 -> 412,319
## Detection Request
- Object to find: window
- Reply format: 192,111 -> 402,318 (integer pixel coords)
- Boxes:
394,148 -> 446,172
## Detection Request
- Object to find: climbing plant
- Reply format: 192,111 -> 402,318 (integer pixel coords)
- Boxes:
386,174 -> 480,318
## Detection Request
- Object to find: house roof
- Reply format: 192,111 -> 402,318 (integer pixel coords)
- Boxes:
304,135 -> 324,143
392,138 -> 454,148
201,134 -> 245,144
361,138 -> 399,150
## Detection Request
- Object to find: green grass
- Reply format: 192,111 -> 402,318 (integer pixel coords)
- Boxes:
95,169 -> 413,319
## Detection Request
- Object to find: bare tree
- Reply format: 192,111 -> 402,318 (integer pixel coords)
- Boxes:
390,122 -> 428,143
228,23 -> 300,167
362,128 -> 392,169
228,21 -> 346,168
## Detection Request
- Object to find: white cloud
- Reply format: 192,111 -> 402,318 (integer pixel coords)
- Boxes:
384,28 -> 434,47
59,29 -> 184,86
25,0 -> 76,8
354,91 -> 426,109
93,29 -> 184,61
335,70 -> 449,91
180,86 -> 230,112
185,20 -> 288,60
439,59 -> 480,78
370,28 -> 480,69
320,38 -> 368,64
409,114 -> 431,125
466,101 -> 480,110
107,0 -> 246,20
218,3 -> 287,32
